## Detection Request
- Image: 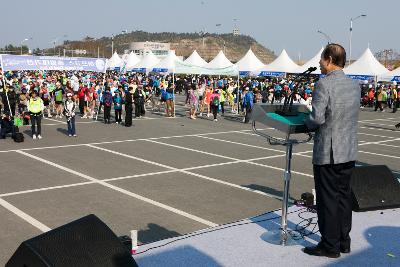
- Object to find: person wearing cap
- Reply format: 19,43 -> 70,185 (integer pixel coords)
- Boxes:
242,87 -> 254,123
63,92 -> 77,137
391,82 -> 398,113
54,82 -> 64,118
28,90 -> 44,139
103,88 -> 113,124
113,89 -> 123,124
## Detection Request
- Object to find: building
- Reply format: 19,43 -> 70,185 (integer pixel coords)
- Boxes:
129,42 -> 170,56
233,28 -> 240,36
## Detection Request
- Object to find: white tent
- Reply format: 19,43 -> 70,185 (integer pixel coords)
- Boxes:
125,52 -> 141,70
183,50 -> 207,67
235,49 -> 265,73
254,49 -> 299,75
295,47 -> 323,74
131,51 -> 160,72
206,50 -> 233,69
152,51 -> 182,73
344,48 -> 388,77
107,52 -> 123,69
380,67 -> 400,82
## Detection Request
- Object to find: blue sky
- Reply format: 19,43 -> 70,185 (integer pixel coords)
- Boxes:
1,0 -> 398,60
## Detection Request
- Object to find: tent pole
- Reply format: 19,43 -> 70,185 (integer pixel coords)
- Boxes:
0,55 -> 13,117
236,72 -> 240,115
173,72 -> 175,117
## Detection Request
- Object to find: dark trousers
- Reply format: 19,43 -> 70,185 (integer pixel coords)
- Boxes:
104,105 -> 111,123
115,109 -> 122,123
244,106 -> 252,123
79,98 -> 85,116
393,99 -> 398,113
313,161 -> 355,253
67,117 -> 76,135
220,101 -> 225,114
125,106 -> 133,126
211,105 -> 218,119
135,101 -> 145,117
30,114 -> 42,136
374,101 -> 383,111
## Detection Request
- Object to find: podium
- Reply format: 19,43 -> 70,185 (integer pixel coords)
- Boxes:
251,103 -> 313,245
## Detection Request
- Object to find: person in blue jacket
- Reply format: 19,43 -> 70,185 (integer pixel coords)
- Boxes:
243,87 -> 254,123
113,90 -> 123,124
103,89 -> 113,124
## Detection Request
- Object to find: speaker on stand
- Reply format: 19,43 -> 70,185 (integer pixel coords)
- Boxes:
6,214 -> 138,267
351,165 -> 400,212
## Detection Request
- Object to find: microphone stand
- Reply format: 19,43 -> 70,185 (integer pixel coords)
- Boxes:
275,67 -> 317,116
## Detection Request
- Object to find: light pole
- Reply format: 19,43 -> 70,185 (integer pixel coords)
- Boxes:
349,14 -> 367,65
20,38 -> 32,55
111,34 -> 115,55
52,35 -> 67,56
317,30 -> 331,44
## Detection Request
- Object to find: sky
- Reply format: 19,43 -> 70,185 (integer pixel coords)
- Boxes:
1,0 -> 398,61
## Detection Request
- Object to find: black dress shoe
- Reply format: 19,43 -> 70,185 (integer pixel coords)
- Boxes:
303,245 -> 340,258
340,246 -> 351,254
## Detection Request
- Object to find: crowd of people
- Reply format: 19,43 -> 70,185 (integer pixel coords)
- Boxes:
0,69 -> 399,140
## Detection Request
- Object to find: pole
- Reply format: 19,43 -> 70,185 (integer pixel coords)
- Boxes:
173,72 -> 175,117
98,46 -> 100,58
63,49 -> 66,57
349,19 -> 353,65
0,55 -> 13,117
236,73 -> 240,114
111,38 -> 114,55
281,136 -> 293,245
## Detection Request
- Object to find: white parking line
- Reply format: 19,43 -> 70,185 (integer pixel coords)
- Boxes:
359,151 -> 400,159
88,144 -> 289,201
0,198 -> 51,232
145,139 -> 314,178
194,135 -> 285,153
378,143 -> 400,148
16,150 -> 218,227
0,129 -> 257,153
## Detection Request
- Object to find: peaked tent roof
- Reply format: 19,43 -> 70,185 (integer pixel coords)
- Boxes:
107,52 -> 123,69
235,49 -> 265,72
379,66 -> 400,81
125,52 -> 141,69
131,51 -> 160,71
344,48 -> 388,76
152,51 -> 182,72
183,50 -> 208,67
295,47 -> 324,74
206,50 -> 233,69
255,49 -> 299,73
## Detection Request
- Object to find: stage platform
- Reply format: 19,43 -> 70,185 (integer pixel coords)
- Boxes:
133,206 -> 400,267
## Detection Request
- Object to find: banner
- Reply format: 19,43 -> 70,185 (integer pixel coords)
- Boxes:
347,75 -> 374,81
259,71 -> 285,77
0,55 -> 107,72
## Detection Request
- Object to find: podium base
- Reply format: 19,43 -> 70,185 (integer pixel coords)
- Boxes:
260,229 -> 303,246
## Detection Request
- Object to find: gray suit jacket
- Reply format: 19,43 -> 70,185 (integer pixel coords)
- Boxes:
305,70 -> 360,165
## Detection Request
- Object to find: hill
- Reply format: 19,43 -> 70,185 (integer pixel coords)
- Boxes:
58,31 -> 276,63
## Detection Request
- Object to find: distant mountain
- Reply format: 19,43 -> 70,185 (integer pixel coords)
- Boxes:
57,31 -> 276,63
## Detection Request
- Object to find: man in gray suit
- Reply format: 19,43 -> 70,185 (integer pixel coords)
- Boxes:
303,44 -> 360,258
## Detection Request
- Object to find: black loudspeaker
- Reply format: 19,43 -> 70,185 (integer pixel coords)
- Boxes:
351,165 -> 400,212
6,214 -> 138,267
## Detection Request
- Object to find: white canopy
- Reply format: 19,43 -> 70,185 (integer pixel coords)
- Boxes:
296,47 -> 323,74
235,49 -> 265,72
379,67 -> 400,82
183,50 -> 207,67
107,52 -> 123,69
344,48 -> 388,77
125,52 -> 141,70
254,49 -> 299,74
206,50 -> 233,69
131,51 -> 160,72
152,51 -> 182,73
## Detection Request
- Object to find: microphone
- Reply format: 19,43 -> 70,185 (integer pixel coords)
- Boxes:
275,67 -> 317,116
